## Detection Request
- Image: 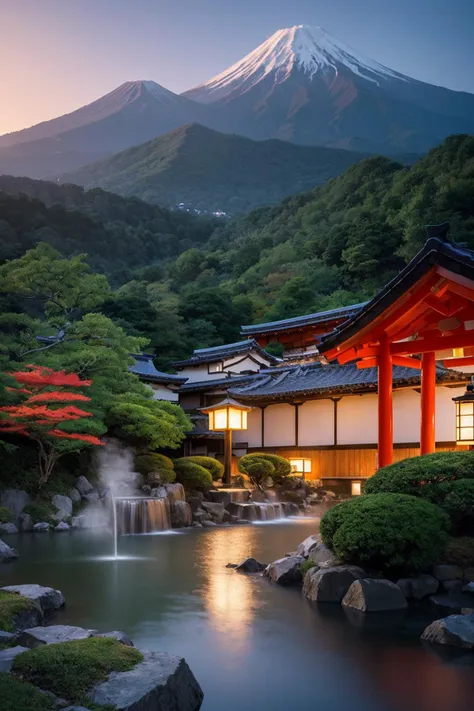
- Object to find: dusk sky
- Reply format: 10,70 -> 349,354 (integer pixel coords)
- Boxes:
1,0 -> 473,135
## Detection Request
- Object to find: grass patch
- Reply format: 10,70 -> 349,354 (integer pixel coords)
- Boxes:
0,672 -> 56,711
443,537 -> 474,568
0,507 -> 12,523
13,637 -> 143,704
299,560 -> 318,578
0,591 -> 37,633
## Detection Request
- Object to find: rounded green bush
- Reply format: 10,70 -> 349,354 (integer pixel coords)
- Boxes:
246,459 -> 275,487
134,453 -> 174,474
23,502 -> 55,525
238,452 -> 290,481
181,456 -> 224,481
146,468 -> 176,485
0,507 -> 12,524
442,479 -> 474,534
174,460 -> 213,491
320,493 -> 450,574
364,451 -> 474,503
442,536 -> 474,568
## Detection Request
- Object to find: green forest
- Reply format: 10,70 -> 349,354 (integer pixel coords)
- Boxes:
1,133 -> 473,372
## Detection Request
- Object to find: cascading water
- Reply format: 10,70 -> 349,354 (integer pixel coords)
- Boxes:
114,497 -> 171,535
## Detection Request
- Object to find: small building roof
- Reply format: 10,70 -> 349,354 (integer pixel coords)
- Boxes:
229,361 -> 467,404
240,303 -> 366,337
178,373 -> 257,393
129,354 -> 187,385
172,339 -> 280,368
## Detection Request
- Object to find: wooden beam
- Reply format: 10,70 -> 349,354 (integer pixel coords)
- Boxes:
392,356 -> 422,369
391,331 -> 474,356
443,355 -> 474,368
357,358 -> 378,369
378,335 -> 393,467
420,352 -> 436,455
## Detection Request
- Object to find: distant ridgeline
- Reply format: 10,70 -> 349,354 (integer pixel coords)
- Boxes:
0,134 -> 473,365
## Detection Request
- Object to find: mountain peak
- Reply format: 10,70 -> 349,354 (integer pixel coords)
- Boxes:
185,24 -> 406,104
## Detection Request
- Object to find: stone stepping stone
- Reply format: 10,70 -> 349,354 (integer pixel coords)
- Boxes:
19,625 -> 97,648
0,645 -> 28,672
2,584 -> 65,613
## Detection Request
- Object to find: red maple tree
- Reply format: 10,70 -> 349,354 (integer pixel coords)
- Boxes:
0,365 -> 103,488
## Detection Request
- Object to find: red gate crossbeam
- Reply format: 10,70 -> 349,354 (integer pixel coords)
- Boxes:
442,355 -> 474,368
391,330 -> 474,356
357,355 -> 421,370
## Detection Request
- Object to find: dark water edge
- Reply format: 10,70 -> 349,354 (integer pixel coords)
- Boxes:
1,519 -> 474,711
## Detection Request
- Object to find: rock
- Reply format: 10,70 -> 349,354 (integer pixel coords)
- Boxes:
266,556 -> 304,585
171,501 -> 192,528
241,504 -> 258,522
235,558 -> 266,573
192,522 -> 202,528
303,566 -> 365,603
235,519 -> 251,525
227,502 -> 245,518
83,492 -> 100,503
71,515 -> 87,529
64,707 -> 94,711
429,594 -> 474,612
321,490 -> 337,499
33,522 -> 50,532
19,625 -> 97,648
222,510 -> 232,523
249,490 -> 267,504
0,489 -> 30,516
0,522 -> 19,534
150,487 -> 167,499
0,645 -> 29,672
442,579 -> 463,594
186,497 -> 202,513
193,510 -> 211,524
308,541 -> 341,567
0,537 -> 19,561
421,614 -> 474,649
342,579 -> 408,612
397,574 -> 439,600
201,501 -> 225,523
2,584 -> 65,613
87,649 -> 203,711
164,483 -> 186,504
52,494 -> 73,521
464,582 -> 474,594
69,488 -> 82,503
295,534 -> 320,558
19,513 -> 33,532
226,563 -> 238,569
76,476 -> 94,495
282,502 -> 300,517
202,520 -> 217,527
55,521 -> 71,532
432,564 -> 463,581
92,631 -> 134,646
0,629 -> 16,642
208,491 -> 231,507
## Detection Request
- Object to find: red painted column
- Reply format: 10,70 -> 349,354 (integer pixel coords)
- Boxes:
378,334 -> 393,468
420,351 -> 436,455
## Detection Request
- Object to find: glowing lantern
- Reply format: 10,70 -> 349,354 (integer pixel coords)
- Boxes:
200,398 -> 253,484
351,481 -> 362,496
453,379 -> 474,445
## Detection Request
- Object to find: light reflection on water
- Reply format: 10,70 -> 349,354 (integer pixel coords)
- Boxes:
2,522 -> 474,711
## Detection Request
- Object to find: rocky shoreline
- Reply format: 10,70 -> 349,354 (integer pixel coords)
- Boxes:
0,584 -> 203,710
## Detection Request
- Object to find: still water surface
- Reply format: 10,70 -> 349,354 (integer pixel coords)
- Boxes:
2,519 -> 474,711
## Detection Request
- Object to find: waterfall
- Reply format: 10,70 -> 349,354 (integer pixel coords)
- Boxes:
238,501 -> 287,521
115,497 -> 171,534
229,489 -> 251,503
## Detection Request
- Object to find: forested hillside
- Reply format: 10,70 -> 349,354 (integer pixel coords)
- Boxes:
1,134 -> 473,367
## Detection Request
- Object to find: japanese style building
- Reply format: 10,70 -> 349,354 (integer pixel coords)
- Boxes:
129,353 -> 186,402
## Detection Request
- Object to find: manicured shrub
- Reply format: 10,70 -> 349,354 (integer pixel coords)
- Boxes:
442,537 -> 474,568
174,460 -> 213,491
0,673 -> 55,711
134,452 -> 174,473
364,451 -> 474,503
12,637 -> 142,705
320,493 -> 450,574
0,507 -> 12,523
238,452 -> 291,483
442,479 -> 474,534
182,456 -> 224,481
23,502 -> 55,525
246,459 -> 275,488
0,591 -> 39,633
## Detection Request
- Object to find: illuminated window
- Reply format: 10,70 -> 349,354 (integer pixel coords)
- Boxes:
289,458 -> 312,475
209,362 -> 224,373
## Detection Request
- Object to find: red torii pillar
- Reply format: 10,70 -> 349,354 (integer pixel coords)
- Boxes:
378,334 -> 393,468
420,351 -> 436,454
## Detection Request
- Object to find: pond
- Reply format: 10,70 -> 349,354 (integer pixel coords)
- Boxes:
2,519 -> 474,711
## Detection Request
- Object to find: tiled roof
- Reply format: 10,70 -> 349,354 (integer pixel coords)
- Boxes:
240,303 -> 367,336
129,354 -> 187,385
179,373 -> 258,393
173,339 -> 279,367
229,361 -> 467,403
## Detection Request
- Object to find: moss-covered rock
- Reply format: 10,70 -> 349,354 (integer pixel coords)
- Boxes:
0,672 -> 56,711
0,508 -> 12,524
0,591 -> 42,633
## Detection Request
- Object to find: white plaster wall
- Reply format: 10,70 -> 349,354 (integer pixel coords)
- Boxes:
233,407 -> 262,448
224,354 -> 265,373
298,400 -> 335,446
393,389 -> 420,443
147,383 -> 179,402
436,385 -> 465,442
338,394 -> 378,445
264,404 -> 296,447
177,365 -> 221,382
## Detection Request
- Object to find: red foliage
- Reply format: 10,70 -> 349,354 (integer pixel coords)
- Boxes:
26,391 -> 91,404
8,366 -> 92,388
49,430 -> 104,445
0,405 -> 92,420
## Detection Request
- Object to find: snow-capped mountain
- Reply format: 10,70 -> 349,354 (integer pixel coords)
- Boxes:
184,25 -> 474,153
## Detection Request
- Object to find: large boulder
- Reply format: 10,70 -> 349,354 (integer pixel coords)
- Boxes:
421,614 -> 474,648
295,535 -> 320,558
342,579 -> 408,612
266,556 -> 304,585
69,488 -> 82,504
164,483 -> 185,504
241,504 -> 258,522
1,489 -> 30,516
192,510 -> 211,524
208,491 -> 231,507
19,625 -> 97,648
186,497 -> 203,513
33,522 -> 50,532
171,501 -> 192,528
0,537 -> 19,562
226,502 -> 245,518
55,521 -> 71,532
235,558 -> 266,573
201,501 -> 225,523
71,515 -> 88,529
83,492 -> 100,503
303,566 -> 365,603
432,564 -> 463,581
2,584 -> 65,613
0,645 -> 29,672
87,649 -> 203,711
308,541 -> 341,567
0,522 -> 19,534
429,594 -> 474,613
19,513 -> 33,532
397,574 -> 439,600
52,494 -> 73,521
76,476 -> 94,495
92,631 -> 134,647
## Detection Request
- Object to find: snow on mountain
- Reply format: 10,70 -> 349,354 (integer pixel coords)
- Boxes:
185,25 -> 407,104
